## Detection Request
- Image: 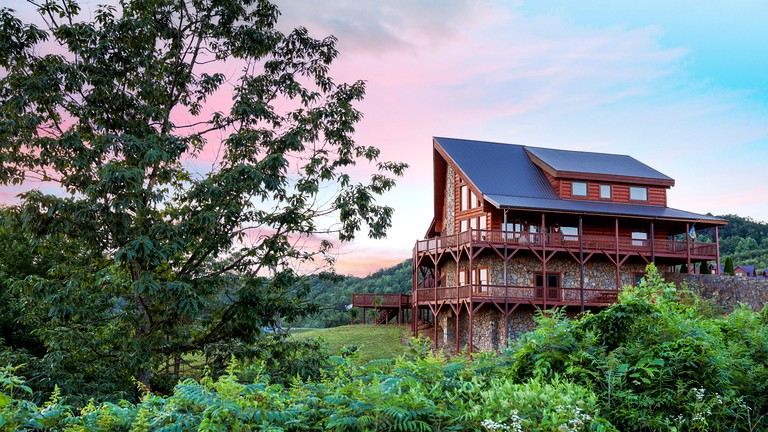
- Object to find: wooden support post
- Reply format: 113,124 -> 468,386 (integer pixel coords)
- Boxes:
686,222 -> 691,273
615,218 -> 620,289
362,308 -> 366,324
715,226 -> 721,275
650,221 -> 656,264
468,232 -> 474,354
503,210 -> 509,345
541,213 -> 547,309
433,239 -> 438,349
579,215 -> 584,313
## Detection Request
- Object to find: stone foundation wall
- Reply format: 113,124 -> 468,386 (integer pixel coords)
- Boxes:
664,273 -> 768,313
435,305 -> 584,353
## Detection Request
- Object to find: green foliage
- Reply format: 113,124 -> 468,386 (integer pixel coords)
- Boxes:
0,346 -> 614,431
724,256 -> 736,276
508,263 -> 768,431
2,266 -> 768,430
698,215 -> 768,270
700,260 -> 712,274
0,0 -> 405,398
292,260 -> 411,328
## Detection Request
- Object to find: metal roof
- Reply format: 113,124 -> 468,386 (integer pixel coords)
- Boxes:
525,146 -> 674,182
484,194 -> 724,223
434,136 -> 725,224
434,137 -> 558,199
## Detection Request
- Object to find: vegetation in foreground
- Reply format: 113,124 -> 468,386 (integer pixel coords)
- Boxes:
2,265 -> 767,431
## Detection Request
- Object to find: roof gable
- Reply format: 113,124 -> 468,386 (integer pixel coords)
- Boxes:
433,137 -> 557,200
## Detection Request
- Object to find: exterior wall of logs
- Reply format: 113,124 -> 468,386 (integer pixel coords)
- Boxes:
411,221 -> 719,353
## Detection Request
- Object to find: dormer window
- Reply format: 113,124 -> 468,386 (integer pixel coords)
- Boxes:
630,187 -> 648,201
572,181 -> 587,197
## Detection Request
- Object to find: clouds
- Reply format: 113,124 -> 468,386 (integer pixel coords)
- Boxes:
274,0 -> 498,53
268,0 -> 768,274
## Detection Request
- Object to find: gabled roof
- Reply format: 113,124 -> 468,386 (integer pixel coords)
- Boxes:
735,265 -> 756,276
433,136 -> 726,225
525,146 -> 675,186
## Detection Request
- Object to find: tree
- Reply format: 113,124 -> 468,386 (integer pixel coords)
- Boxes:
699,260 -> 711,274
724,257 -> 735,276
0,0 -> 406,394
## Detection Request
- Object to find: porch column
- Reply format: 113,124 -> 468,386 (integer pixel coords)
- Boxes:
433,239 -> 438,349
468,230 -> 474,354
412,248 -> 418,336
579,215 -> 584,313
715,226 -> 721,275
686,223 -> 691,273
615,218 -> 620,289
503,209 -> 509,345
541,213 -> 547,309
650,221 -> 656,263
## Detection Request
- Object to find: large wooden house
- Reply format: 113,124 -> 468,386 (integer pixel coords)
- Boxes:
412,137 -> 726,352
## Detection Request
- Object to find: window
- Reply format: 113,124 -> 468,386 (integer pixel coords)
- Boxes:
561,226 -> 579,242
633,273 -> 646,286
572,181 -> 587,197
630,187 -> 647,201
474,267 -> 489,292
631,231 -> 648,247
534,272 -> 560,300
460,185 -> 468,211
459,268 -> 468,286
478,215 -> 487,230
460,220 -> 469,232
470,191 -> 478,208
600,184 -> 612,199
470,218 -> 477,229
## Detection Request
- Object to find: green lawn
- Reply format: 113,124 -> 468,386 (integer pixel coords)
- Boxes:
289,324 -> 409,363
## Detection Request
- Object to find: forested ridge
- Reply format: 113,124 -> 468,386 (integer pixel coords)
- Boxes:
710,214 -> 768,271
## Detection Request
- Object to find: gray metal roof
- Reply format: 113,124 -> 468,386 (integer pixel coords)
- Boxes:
525,146 -> 674,182
434,136 -> 724,224
484,194 -> 723,223
434,137 -> 558,199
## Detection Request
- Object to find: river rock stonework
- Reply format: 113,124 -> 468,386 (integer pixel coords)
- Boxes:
664,273 -> 768,312
444,165 -> 455,235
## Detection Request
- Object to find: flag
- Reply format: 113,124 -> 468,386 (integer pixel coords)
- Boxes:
689,226 -> 697,241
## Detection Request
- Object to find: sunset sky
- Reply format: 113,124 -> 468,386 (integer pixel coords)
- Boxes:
273,0 -> 768,276
5,1 -> 768,277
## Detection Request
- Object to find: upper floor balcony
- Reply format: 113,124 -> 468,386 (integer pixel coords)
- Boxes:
414,229 -> 717,261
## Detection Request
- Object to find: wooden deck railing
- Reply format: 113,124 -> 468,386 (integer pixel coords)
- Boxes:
416,284 -> 619,306
415,229 -> 717,258
352,293 -> 412,308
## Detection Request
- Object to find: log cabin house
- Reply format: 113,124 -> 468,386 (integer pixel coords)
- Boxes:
412,137 -> 727,352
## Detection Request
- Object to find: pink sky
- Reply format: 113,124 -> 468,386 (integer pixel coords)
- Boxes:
4,1 -> 768,277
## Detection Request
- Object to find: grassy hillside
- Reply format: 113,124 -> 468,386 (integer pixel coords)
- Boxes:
290,325 -> 409,362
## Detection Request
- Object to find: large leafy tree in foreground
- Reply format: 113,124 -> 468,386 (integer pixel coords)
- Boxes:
0,0 -> 405,392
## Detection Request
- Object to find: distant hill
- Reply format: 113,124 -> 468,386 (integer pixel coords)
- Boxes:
698,214 -> 768,271
289,260 -> 411,328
